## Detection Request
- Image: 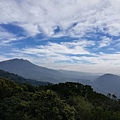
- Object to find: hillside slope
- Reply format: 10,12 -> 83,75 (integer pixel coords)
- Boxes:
0,58 -> 96,83
0,58 -> 65,83
1,78 -> 120,120
94,73 -> 120,97
0,69 -> 50,86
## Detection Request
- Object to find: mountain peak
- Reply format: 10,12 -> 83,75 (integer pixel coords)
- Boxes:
99,73 -> 119,79
103,73 -> 113,75
6,58 -> 29,62
0,58 -> 61,83
94,73 -> 120,97
1,58 -> 32,65
94,73 -> 120,85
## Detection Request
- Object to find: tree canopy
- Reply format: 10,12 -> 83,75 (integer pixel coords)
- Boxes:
0,77 -> 120,120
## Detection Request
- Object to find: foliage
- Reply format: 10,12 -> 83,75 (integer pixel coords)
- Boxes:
0,78 -> 75,120
0,78 -> 120,120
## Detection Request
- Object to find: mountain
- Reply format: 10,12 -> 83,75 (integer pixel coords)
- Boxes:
0,58 -> 98,83
1,78 -> 120,120
0,58 -> 65,83
0,69 -> 50,86
1,58 -> 120,98
94,73 -> 120,97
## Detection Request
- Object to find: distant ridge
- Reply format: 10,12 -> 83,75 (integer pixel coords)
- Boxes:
94,73 -> 120,97
0,58 -> 99,83
0,69 -> 50,86
0,58 -> 62,83
1,58 -> 120,98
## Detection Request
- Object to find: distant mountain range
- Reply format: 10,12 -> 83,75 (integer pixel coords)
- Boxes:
0,58 -> 98,83
58,69 -> 99,81
0,58 -> 120,98
0,58 -> 63,83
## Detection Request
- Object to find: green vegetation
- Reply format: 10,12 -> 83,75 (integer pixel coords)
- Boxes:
0,69 -> 50,86
0,77 -> 120,120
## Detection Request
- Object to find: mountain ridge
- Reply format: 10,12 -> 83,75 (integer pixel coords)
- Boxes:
94,73 -> 120,98
0,58 -> 62,83
1,58 -> 120,98
0,69 -> 50,86
0,58 -> 99,83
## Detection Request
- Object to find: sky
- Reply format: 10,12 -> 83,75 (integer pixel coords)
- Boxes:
0,0 -> 120,74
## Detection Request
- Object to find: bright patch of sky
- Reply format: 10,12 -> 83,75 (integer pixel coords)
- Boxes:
0,0 -> 120,74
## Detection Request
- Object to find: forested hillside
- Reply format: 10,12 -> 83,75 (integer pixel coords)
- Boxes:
0,69 -> 50,86
1,77 -> 120,120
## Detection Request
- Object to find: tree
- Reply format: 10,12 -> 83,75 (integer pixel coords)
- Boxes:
107,93 -> 111,98
112,94 -> 117,100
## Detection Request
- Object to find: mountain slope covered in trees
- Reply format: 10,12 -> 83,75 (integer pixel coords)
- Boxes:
1,77 -> 120,120
0,69 -> 50,86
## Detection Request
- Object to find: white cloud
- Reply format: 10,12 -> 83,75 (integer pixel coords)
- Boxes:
0,27 -> 13,38
63,39 -> 95,47
8,39 -> 95,65
15,39 -> 95,57
99,36 -> 112,48
0,39 -> 119,74
0,27 -> 26,46
0,0 -> 120,37
39,52 -> 120,74
10,39 -> 119,67
0,27 -> 16,45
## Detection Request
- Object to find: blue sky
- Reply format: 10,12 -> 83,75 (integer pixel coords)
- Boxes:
0,0 -> 120,74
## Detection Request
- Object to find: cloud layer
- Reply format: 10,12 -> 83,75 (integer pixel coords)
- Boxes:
0,0 -> 120,37
0,0 -> 120,74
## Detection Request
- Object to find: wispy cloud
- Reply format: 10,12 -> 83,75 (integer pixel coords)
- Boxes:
0,0 -> 120,37
99,36 -> 112,48
10,39 -> 119,64
15,39 -> 95,57
9,45 -> 120,74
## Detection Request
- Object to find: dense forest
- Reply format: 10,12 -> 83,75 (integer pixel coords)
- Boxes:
0,76 -> 120,120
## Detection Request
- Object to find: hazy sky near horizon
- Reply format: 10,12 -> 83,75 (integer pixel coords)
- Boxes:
0,0 -> 120,74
